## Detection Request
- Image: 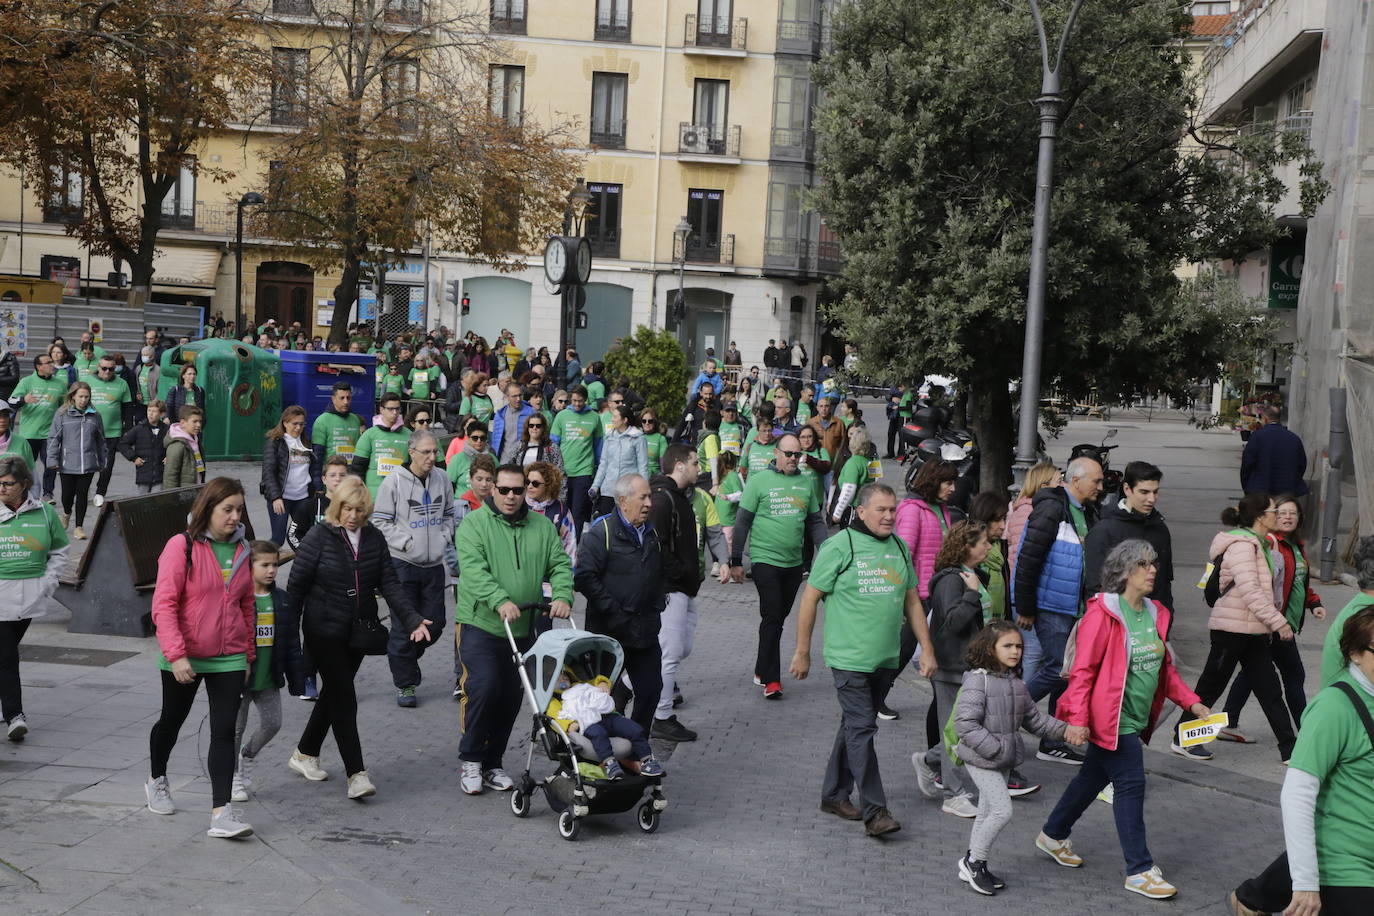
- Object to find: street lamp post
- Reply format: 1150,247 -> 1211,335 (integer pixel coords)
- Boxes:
1013,0 -> 1086,484
673,216 -> 691,342
234,192 -> 267,341
557,180 -> 593,369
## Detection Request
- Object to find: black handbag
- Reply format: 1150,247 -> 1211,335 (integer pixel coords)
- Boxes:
348,613 -> 389,655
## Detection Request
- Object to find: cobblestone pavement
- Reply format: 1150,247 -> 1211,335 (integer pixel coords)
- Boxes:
0,415 -> 1331,914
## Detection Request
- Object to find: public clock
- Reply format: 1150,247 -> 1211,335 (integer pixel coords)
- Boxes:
543,236 -> 570,286
574,236 -> 592,284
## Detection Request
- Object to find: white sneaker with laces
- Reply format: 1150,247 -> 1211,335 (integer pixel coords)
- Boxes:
912,752 -> 940,799
207,804 -> 253,839
1124,865 -> 1177,899
145,776 -> 175,815
461,761 -> 483,795
288,749 -> 328,781
483,767 -> 515,791
941,793 -> 979,818
347,771 -> 376,799
6,713 -> 28,741
230,771 -> 249,803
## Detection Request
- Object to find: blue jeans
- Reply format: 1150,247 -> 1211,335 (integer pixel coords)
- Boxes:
386,560 -> 446,689
1018,618 -> 1043,684
1025,611 -> 1076,710
269,496 -> 305,546
582,714 -> 652,762
1223,632 -> 1306,731
1043,733 -> 1152,875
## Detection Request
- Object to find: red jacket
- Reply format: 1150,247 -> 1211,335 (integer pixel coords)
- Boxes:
151,532 -> 256,664
1056,593 -> 1199,751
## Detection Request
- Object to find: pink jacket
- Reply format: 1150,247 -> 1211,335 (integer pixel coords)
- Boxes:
1005,495 -> 1033,574
1208,530 -> 1287,635
151,532 -> 256,664
895,497 -> 954,598
1057,593 -> 1199,750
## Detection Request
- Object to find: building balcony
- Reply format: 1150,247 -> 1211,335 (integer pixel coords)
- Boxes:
770,126 -> 815,161
776,18 -> 823,57
595,13 -> 631,42
679,122 -> 741,162
684,15 -> 747,56
763,237 -> 844,277
1202,0 -> 1327,119
271,0 -> 312,14
590,120 -> 627,150
679,233 -> 735,266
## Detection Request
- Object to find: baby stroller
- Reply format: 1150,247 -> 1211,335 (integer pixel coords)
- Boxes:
503,611 -> 668,840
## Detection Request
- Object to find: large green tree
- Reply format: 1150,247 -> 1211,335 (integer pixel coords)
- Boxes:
813,0 -> 1325,488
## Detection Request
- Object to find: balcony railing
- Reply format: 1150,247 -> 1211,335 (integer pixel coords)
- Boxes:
385,0 -> 423,25
595,12 -> 631,41
776,18 -> 823,55
271,0 -> 312,14
589,232 -> 620,259
590,119 -> 627,149
685,233 -> 734,265
770,126 -> 815,160
679,122 -> 741,158
764,237 -> 844,276
685,14 -> 747,52
490,3 -> 526,34
1281,110 -> 1314,142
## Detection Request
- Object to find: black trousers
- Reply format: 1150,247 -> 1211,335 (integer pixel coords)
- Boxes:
457,623 -> 530,769
297,635 -> 366,775
886,416 -> 901,456
1236,852 -> 1374,915
0,618 -> 34,723
753,562 -> 806,685
95,440 -> 120,496
610,643 -> 663,734
59,472 -> 95,525
1181,629 -> 1296,759
875,621 -> 918,708
149,668 -> 243,808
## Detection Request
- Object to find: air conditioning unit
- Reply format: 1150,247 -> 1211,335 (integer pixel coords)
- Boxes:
681,125 -> 712,154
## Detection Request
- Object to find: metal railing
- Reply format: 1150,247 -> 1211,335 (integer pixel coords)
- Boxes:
685,233 -> 734,265
594,11 -> 631,41
684,14 -> 747,51
679,122 -> 741,157
1201,0 -> 1278,74
1281,110 -> 1313,142
590,119 -> 627,149
770,126 -> 814,158
764,237 -> 844,275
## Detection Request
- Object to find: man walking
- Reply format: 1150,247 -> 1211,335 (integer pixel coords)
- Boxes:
1013,456 -> 1102,764
311,381 -> 365,465
790,483 -> 937,836
456,464 -> 573,795
1240,405 -> 1308,495
730,433 -> 828,699
491,380 -> 532,464
576,474 -> 665,734
807,395 -> 845,463
1083,461 -> 1173,608
9,354 -> 68,500
87,356 -> 132,507
372,430 -> 452,708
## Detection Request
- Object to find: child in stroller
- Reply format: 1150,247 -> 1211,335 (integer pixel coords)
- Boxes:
548,671 -> 665,779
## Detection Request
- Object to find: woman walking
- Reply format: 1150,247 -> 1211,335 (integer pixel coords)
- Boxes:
286,476 -> 431,799
261,406 -> 320,546
47,382 -> 104,540
517,412 -> 564,484
526,462 -> 576,565
0,456 -> 69,741
1035,539 -> 1207,900
145,477 -> 257,838
590,404 -> 647,517
165,363 -> 205,423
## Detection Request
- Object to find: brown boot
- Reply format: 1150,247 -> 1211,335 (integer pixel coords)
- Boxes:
820,797 -> 862,821
864,808 -> 901,836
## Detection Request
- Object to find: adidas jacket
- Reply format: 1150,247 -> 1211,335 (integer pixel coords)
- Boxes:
372,462 -> 457,571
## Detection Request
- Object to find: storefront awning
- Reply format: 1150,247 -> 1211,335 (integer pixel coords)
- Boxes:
152,247 -> 221,289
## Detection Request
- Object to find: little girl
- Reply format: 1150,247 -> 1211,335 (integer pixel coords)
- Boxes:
549,672 -> 664,780
952,620 -> 1081,896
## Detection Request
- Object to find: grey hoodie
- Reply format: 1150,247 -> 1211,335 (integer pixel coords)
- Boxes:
372,462 -> 457,571
47,406 -> 106,474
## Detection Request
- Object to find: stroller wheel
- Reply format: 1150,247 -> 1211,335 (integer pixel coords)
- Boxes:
510,790 -> 531,818
637,802 -> 660,834
557,809 -> 580,841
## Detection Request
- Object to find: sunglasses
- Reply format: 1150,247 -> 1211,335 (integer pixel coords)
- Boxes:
495,485 -> 526,495
413,417 -> 431,425
779,449 -> 803,459
527,422 -> 544,429
528,478 -> 545,487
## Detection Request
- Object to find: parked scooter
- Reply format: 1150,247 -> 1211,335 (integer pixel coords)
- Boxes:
1069,428 -> 1122,505
898,405 -> 979,511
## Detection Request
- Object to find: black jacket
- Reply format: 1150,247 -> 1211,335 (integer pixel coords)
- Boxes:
575,510 -> 665,649
1082,501 -> 1175,609
649,474 -> 702,597
927,566 -> 986,685
258,586 -> 309,693
0,350 -> 20,401
118,418 -> 169,487
165,384 -> 206,423
286,523 -> 423,641
286,494 -> 329,552
260,434 -> 322,502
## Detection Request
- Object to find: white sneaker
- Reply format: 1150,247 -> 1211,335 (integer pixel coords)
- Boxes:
145,776 -> 175,815
207,804 -> 253,839
942,793 -> 979,818
1124,865 -> 1177,899
461,761 -> 483,795
347,771 -> 376,799
230,771 -> 249,803
288,749 -> 328,781
912,752 -> 940,799
6,713 -> 28,741
92,494 -> 105,508
483,767 -> 515,791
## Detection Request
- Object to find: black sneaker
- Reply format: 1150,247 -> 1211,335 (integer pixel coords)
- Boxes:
1006,769 -> 1041,797
650,716 -> 698,742
876,704 -> 900,721
959,853 -> 997,896
1036,741 -> 1085,765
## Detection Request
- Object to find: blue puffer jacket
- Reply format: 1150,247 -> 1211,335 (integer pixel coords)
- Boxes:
1011,486 -> 1096,618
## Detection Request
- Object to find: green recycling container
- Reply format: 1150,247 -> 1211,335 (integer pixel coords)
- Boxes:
158,340 -> 283,461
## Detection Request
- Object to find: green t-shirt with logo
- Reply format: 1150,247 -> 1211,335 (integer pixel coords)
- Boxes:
719,420 -> 744,455
837,454 -> 868,487
0,436 -> 35,469
311,411 -> 363,461
797,448 -> 824,502
460,395 -> 494,423
381,372 -> 405,396
353,426 -> 410,495
743,439 -> 774,478
1284,543 -> 1309,631
1287,672 -> 1374,887
1320,594 -> 1374,687
1118,599 -> 1165,734
408,367 -> 439,400
87,375 -> 132,438
738,467 -> 819,568
73,354 -> 102,382
0,501 -> 68,579
137,364 -> 158,402
644,432 -> 668,476
811,528 -> 913,672
551,408 -> 603,478
248,593 -> 276,692
11,373 -> 67,441
697,430 -> 720,478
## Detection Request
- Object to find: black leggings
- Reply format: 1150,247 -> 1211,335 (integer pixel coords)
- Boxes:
297,635 -> 366,775
59,472 -> 95,525
149,669 -> 244,808
95,441 -> 120,497
1236,852 -> 1374,915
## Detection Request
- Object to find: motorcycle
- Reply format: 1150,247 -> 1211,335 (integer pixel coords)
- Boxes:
1069,428 -> 1123,505
898,405 -> 979,511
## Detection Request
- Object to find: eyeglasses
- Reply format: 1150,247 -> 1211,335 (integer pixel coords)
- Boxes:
413,418 -> 431,425
36,359 -> 52,367
642,418 -> 657,425
779,449 -> 803,459
469,434 -> 487,441
495,485 -> 526,495
0,480 -> 20,489
610,399 -> 623,405
411,448 -> 437,456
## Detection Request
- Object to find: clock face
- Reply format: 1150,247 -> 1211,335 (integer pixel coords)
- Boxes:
575,237 -> 592,284
544,237 -> 568,285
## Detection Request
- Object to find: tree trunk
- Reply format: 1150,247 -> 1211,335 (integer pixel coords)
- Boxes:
970,375 -> 1014,495
329,258 -> 363,348
126,253 -> 155,309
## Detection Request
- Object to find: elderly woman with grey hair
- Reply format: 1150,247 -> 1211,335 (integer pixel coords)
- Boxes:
0,455 -> 70,740
1034,539 -> 1209,902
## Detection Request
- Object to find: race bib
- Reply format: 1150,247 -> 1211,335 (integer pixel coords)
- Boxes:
195,451 -> 206,474
255,609 -> 275,647
336,444 -> 355,457
1177,712 -> 1229,748
377,456 -> 402,477
867,458 -> 883,480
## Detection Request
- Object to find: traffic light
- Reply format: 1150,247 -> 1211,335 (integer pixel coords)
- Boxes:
461,294 -> 471,317
443,279 -> 460,309
575,310 -> 588,330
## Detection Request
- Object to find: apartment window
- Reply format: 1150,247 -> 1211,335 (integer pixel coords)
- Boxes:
489,65 -> 524,127
491,0 -> 526,34
383,59 -> 421,130
590,73 -> 628,148
696,0 -> 733,44
44,158 -> 83,224
271,0 -> 312,14
765,178 -> 804,255
771,59 -> 812,155
1191,2 -> 1231,15
685,188 -> 723,261
586,183 -> 622,258
692,79 -> 730,153
271,47 -> 309,126
595,0 -> 631,41
385,0 -> 422,24
160,157 -> 196,230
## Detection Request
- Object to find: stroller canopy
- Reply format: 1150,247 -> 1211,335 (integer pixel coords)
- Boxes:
523,628 -> 625,714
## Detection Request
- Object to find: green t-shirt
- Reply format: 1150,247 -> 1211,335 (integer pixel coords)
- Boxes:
311,411 -> 363,460
137,364 -> 158,402
0,436 -> 35,469
719,420 -> 744,455
550,408 -> 603,478
1118,599 -> 1164,734
408,367 -> 439,400
354,426 -> 410,494
584,379 -> 605,407
460,394 -> 494,423
1284,543 -> 1309,631
739,467 -> 819,568
812,528 -> 914,672
691,487 -> 720,577
644,432 -> 668,476
797,448 -> 824,502
898,391 -> 915,418
87,375 -> 132,438
715,470 -> 743,527
248,593 -> 276,692
0,501 -> 68,579
697,430 -> 720,477
1321,595 -> 1374,687
598,410 -> 616,436
73,354 -> 102,381
797,400 -> 814,423
1287,672 -> 1374,886
381,372 -> 406,396
743,439 -> 774,478
837,454 -> 867,487
979,546 -> 1007,621
11,373 -> 67,440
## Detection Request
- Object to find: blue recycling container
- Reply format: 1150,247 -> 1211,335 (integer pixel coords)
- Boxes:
277,350 -> 377,427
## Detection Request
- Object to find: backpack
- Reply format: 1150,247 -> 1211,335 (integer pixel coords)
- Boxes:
1202,548 -> 1236,607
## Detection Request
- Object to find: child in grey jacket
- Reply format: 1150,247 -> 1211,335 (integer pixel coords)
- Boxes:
952,620 -> 1081,896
